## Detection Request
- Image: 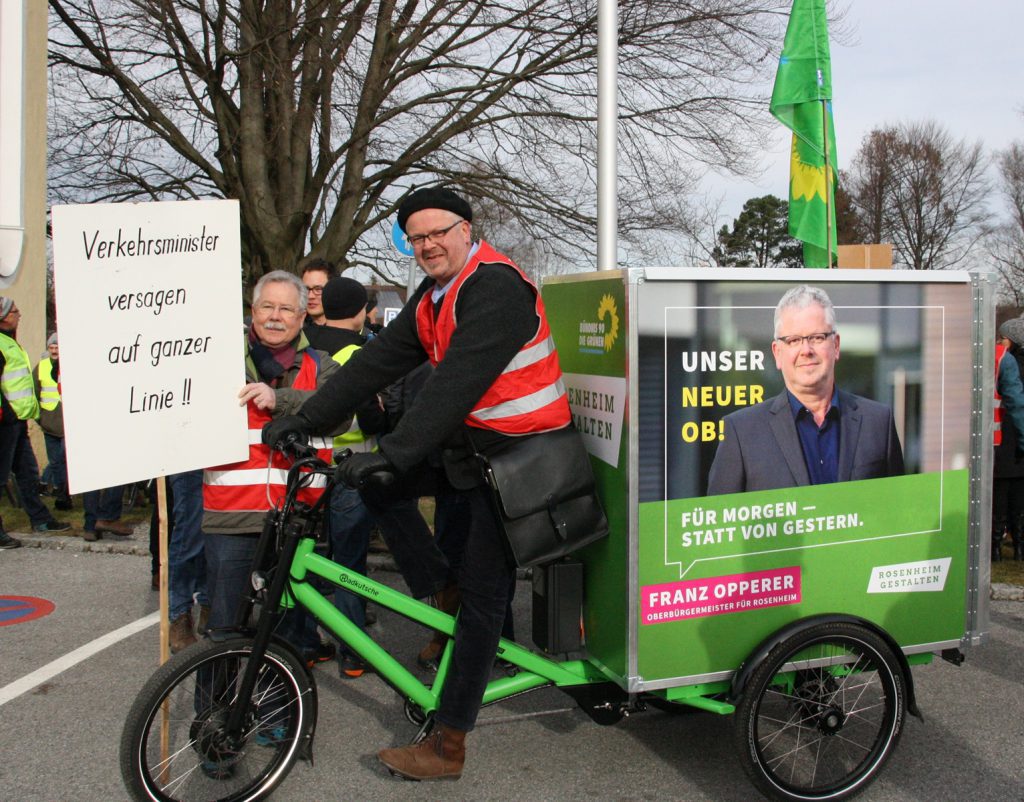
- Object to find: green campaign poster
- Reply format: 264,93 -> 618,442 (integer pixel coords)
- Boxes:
633,274 -> 975,683
543,271 -> 979,689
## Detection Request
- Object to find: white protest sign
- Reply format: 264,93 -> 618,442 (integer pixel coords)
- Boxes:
51,200 -> 249,494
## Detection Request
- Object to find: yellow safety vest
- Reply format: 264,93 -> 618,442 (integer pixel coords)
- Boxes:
37,357 -> 61,411
0,332 -> 40,420
332,343 -> 377,454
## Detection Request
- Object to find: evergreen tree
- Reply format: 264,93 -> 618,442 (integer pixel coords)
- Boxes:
713,195 -> 802,268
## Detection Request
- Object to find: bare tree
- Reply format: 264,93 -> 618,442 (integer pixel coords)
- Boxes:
48,0 -> 599,289
845,121 -> 989,269
616,1 -> 785,262
845,128 -> 899,243
48,1 -> 820,287
987,142 -> 1024,305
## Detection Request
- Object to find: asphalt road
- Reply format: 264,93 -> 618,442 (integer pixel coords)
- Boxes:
1,535 -> 1022,802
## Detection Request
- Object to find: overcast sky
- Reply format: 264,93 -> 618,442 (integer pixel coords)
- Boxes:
712,0 -> 1024,222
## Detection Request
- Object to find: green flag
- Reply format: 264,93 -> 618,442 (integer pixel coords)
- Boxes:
770,0 -> 837,268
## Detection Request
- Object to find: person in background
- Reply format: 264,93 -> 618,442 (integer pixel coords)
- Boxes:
34,332 -> 72,512
300,258 -> 336,335
202,271 -> 346,657
167,469 -> 210,651
992,316 -> 1024,560
0,297 -> 70,548
82,484 -> 133,542
315,276 -> 389,677
365,296 -> 383,336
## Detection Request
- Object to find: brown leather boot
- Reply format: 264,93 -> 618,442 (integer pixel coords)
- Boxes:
418,584 -> 460,669
378,724 -> 466,780
434,583 -> 460,614
169,612 -> 197,653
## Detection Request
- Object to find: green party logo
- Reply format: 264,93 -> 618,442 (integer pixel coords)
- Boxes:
577,293 -> 619,354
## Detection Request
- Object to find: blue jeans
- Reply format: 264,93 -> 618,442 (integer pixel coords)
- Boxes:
168,470 -> 208,620
328,485 -> 372,652
43,433 -> 69,501
82,485 -> 125,531
0,421 -> 53,528
204,531 -> 313,651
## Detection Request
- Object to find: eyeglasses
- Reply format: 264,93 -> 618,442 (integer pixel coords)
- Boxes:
255,302 -> 300,318
775,331 -> 835,349
406,219 -> 463,248
304,284 -> 325,295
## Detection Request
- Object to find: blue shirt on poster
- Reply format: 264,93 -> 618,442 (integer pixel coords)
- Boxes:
787,388 -> 841,485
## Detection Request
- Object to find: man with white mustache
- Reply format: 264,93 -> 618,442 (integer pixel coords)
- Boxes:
200,270 -> 347,651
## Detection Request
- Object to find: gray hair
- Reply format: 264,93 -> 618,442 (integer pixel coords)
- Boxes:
774,285 -> 836,338
253,270 -> 308,312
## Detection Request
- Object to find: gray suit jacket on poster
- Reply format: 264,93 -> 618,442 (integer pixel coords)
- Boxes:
706,389 -> 905,495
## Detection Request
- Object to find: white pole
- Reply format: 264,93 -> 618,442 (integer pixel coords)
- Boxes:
597,0 -> 617,271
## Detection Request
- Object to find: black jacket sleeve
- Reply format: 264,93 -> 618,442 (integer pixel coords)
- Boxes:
298,279 -> 433,432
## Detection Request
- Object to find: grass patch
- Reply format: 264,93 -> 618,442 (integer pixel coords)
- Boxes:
992,544 -> 1024,586
1,480 -> 152,536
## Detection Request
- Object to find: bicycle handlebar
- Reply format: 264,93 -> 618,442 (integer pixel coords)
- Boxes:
332,448 -> 396,489
271,438 -> 395,491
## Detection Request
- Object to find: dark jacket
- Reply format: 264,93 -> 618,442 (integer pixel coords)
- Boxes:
299,259 -> 540,487
304,324 -> 387,436
995,347 -> 1024,479
707,389 -> 905,495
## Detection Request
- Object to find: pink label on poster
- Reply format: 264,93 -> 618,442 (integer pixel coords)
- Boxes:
641,567 -> 801,625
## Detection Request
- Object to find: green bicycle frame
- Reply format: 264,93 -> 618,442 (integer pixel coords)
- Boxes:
284,537 -> 609,716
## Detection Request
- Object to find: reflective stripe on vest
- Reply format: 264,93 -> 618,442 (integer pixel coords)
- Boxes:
37,358 -> 61,411
995,343 -> 1007,446
0,333 -> 41,420
203,351 -> 332,512
414,241 -> 570,435
330,342 -> 376,454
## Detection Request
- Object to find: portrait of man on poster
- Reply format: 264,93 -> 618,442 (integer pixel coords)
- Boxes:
707,284 -> 905,495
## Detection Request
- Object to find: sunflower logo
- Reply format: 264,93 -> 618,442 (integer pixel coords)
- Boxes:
597,294 -> 619,352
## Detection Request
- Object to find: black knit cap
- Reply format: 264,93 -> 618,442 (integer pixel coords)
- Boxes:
321,276 -> 368,321
397,187 -> 473,233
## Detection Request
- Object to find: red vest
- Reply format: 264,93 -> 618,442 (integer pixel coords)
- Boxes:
204,351 -> 333,512
995,343 -> 1008,446
415,241 -> 571,435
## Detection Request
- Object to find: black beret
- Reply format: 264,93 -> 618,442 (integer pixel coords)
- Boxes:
397,188 -> 473,233
321,276 -> 368,321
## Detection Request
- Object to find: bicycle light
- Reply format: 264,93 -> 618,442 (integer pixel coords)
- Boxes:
251,571 -> 268,591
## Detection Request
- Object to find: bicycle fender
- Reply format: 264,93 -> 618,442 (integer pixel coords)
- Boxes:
726,613 -> 921,720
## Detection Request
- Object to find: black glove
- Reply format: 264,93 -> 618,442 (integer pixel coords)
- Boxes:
337,451 -> 394,489
262,414 -> 311,449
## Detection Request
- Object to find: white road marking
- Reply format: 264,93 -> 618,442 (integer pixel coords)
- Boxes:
0,611 -> 159,707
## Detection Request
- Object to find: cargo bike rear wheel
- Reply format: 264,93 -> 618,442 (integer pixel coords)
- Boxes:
734,622 -> 906,801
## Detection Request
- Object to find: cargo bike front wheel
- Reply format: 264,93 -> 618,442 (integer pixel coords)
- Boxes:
734,621 -> 906,802
120,637 -> 315,802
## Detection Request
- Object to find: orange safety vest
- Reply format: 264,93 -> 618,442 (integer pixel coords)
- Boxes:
204,351 -> 333,511
995,343 -> 1008,446
415,241 -> 570,435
